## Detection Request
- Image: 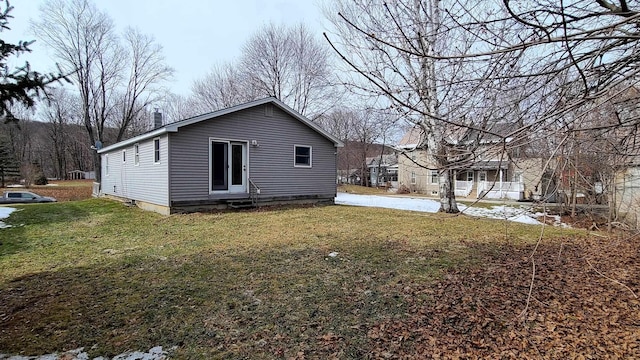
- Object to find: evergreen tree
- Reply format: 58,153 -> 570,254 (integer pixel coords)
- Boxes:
0,135 -> 18,186
0,0 -> 67,123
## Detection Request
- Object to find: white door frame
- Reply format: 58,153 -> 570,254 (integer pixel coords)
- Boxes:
228,142 -> 247,193
210,139 -> 248,194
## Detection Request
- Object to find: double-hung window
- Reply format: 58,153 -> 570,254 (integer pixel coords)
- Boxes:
134,144 -> 140,165
153,138 -> 160,163
430,170 -> 439,184
294,145 -> 312,167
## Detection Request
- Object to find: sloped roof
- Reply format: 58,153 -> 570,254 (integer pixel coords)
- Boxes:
459,122 -> 520,145
98,97 -> 343,153
396,126 -> 423,149
366,153 -> 398,167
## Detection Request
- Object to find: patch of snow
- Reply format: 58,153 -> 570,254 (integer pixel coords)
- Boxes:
328,252 -> 339,257
335,193 -> 440,212
534,212 -> 572,228
6,184 -> 24,188
335,193 -> 561,226
0,346 -> 174,360
461,205 -> 543,225
0,207 -> 16,229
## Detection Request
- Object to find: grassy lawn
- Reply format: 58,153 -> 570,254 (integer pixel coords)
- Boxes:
0,199 -> 637,358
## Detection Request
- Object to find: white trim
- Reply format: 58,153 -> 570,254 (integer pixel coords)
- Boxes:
153,138 -> 161,164
294,144 -> 312,168
209,137 -> 249,194
134,143 -> 140,166
105,154 -> 109,176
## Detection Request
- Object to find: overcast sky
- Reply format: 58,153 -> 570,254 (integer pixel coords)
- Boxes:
5,0 -> 328,96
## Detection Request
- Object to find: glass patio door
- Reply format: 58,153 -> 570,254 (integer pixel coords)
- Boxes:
211,141 -> 247,193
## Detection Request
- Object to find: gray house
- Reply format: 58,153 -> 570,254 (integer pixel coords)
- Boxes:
97,98 -> 343,214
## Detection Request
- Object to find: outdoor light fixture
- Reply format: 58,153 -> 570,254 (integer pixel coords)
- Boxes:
251,140 -> 259,147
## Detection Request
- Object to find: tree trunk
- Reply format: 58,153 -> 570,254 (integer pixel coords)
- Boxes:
93,152 -> 101,183
439,168 -> 459,213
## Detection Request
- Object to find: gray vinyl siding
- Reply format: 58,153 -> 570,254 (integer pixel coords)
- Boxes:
100,135 -> 169,206
169,105 -> 336,202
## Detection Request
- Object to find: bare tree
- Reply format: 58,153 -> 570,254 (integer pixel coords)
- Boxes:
325,0 -> 530,212
115,27 -> 174,141
190,62 -> 257,113
40,88 -> 80,179
32,0 -> 118,183
32,0 -> 172,183
158,92 -> 197,124
241,23 -> 334,117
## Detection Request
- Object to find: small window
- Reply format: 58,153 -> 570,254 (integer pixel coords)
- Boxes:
154,138 -> 160,163
430,170 -> 439,184
294,145 -> 312,167
411,171 -> 416,184
134,144 -> 140,165
122,150 -> 126,163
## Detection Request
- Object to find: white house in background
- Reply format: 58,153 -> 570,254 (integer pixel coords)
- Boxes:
396,126 -> 543,200
96,97 -> 343,215
366,153 -> 398,188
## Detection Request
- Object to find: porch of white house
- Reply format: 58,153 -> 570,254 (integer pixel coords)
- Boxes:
454,169 -> 525,200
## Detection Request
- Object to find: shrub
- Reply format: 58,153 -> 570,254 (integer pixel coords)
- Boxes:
34,175 -> 48,185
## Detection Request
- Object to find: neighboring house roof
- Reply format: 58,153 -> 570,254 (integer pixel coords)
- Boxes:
366,153 -> 398,168
397,122 -> 518,151
98,97 -> 343,154
396,126 -> 423,149
458,122 -> 519,145
468,160 -> 509,170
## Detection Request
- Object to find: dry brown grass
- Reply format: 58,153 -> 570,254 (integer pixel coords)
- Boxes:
338,184 -> 395,195
1,180 -> 93,202
2,199 -> 633,359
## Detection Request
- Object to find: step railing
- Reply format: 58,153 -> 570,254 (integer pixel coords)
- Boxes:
249,179 -> 260,207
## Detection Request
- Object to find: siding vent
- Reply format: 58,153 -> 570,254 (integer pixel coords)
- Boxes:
153,109 -> 163,129
265,104 -> 273,117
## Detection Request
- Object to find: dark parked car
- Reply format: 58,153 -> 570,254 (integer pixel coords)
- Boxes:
0,191 -> 57,204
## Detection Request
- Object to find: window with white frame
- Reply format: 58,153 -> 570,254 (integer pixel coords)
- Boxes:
134,144 -> 139,165
430,170 -> 439,184
154,138 -> 160,163
411,171 -> 416,184
294,145 -> 312,167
